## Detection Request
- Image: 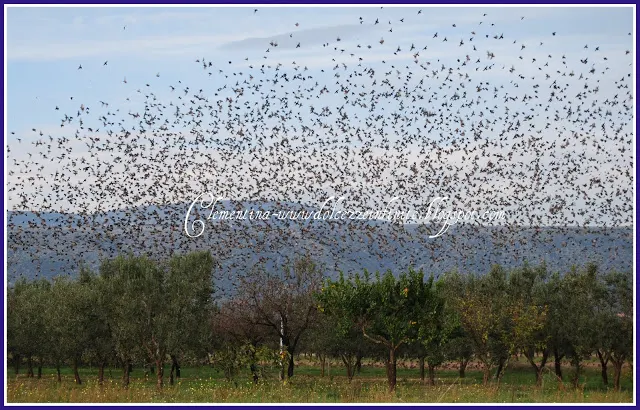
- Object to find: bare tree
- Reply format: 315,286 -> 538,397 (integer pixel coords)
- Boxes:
235,254 -> 323,378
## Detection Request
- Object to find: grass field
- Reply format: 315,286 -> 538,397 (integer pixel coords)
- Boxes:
6,358 -> 634,403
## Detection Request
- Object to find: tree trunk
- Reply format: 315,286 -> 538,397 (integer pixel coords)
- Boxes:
596,350 -> 609,386
156,359 -> 164,389
56,365 -> 61,382
482,362 -> 491,385
554,348 -> 563,380
27,357 -> 34,378
170,355 -> 180,385
387,348 -> 397,392
355,352 -> 363,375
419,356 -> 425,382
427,363 -> 436,386
571,357 -> 581,389
459,359 -> 467,378
37,357 -> 43,379
612,360 -> 623,391
13,354 -> 20,376
279,361 -> 285,381
525,348 -> 548,387
122,360 -> 131,388
535,366 -> 544,386
174,355 -> 181,378
385,356 -> 390,380
287,347 -> 295,378
341,354 -> 355,382
495,357 -> 506,380
320,354 -> 326,377
73,358 -> 82,385
250,363 -> 259,384
98,362 -> 105,385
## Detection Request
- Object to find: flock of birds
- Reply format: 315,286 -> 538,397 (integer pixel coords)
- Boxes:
7,8 -> 634,291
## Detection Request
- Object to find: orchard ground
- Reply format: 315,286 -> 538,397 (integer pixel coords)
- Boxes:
6,357 -> 633,403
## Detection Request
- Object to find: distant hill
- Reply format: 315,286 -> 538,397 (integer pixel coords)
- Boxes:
6,203 -> 633,290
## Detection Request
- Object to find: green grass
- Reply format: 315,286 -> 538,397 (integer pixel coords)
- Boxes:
6,359 -> 634,403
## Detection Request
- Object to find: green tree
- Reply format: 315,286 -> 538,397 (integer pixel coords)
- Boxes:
545,271 -> 571,382
166,251 -> 215,385
443,326 -> 474,378
416,275 -> 451,386
100,254 -> 157,387
320,268 -> 429,392
562,263 -> 601,389
507,262 -> 549,386
441,266 -> 512,385
438,273 -> 474,379
315,273 -> 366,382
101,252 -> 214,389
48,276 -> 83,384
596,270 -> 632,390
8,278 -> 50,379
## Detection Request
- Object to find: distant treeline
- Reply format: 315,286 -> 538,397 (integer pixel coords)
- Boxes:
7,251 -> 632,392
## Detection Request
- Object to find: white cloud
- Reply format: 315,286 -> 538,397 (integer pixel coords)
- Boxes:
7,34 -> 256,62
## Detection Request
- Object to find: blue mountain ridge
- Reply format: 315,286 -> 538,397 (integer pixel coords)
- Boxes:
6,201 -> 633,290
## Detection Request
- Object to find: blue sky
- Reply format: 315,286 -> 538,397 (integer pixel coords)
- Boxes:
7,6 -> 633,133
5,6 -> 635,227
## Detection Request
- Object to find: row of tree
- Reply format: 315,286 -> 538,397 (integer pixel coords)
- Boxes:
318,263 -> 632,391
8,251 -> 214,388
7,252 -> 633,392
